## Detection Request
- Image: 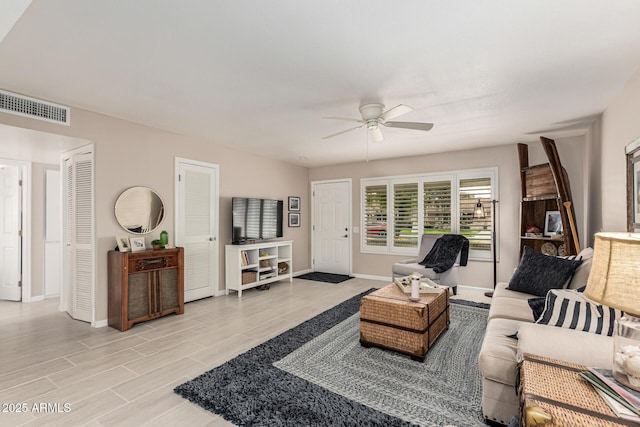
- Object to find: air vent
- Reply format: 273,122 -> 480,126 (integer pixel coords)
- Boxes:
0,90 -> 70,125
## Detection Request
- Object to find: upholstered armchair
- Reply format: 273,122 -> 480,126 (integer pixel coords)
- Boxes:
391,234 -> 465,295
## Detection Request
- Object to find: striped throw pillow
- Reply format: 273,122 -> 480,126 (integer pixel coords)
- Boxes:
535,289 -> 623,336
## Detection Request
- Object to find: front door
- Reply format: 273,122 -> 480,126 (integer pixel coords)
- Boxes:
312,180 -> 351,275
176,158 -> 219,302
0,166 -> 21,301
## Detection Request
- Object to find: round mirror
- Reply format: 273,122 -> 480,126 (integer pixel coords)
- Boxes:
115,187 -> 165,234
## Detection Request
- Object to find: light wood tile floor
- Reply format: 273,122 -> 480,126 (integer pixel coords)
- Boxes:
0,278 -> 490,426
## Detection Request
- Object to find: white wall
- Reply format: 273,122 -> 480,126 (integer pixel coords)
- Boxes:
601,69 -> 640,231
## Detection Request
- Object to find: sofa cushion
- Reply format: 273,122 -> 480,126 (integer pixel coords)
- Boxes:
535,289 -> 623,336
506,246 -> 582,297
478,318 -> 527,386
492,282 -> 532,301
488,296 -> 534,322
517,323 -> 613,368
566,247 -> 593,289
391,262 -> 440,280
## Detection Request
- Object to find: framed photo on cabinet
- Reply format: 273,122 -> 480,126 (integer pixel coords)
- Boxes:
116,235 -> 131,252
130,237 -> 146,252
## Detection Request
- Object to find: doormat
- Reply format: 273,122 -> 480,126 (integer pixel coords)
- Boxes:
297,272 -> 352,284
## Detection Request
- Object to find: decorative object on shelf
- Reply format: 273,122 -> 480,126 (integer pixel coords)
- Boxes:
114,186 -> 165,234
626,135 -> 640,232
160,230 -> 168,248
129,236 -> 146,252
584,232 -> 640,391
543,210 -> 562,237
558,244 -> 567,256
410,272 -> 422,301
541,241 -> 558,256
278,262 -> 288,274
151,239 -> 162,250
526,225 -> 542,234
288,212 -> 300,227
288,196 -> 300,211
116,235 -> 130,252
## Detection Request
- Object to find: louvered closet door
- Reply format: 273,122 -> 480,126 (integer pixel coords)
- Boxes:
62,150 -> 95,323
177,160 -> 218,302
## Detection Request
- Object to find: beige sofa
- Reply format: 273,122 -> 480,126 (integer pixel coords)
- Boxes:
477,247 -> 613,425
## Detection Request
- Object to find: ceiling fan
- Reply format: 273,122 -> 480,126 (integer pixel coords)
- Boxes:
321,103 -> 433,142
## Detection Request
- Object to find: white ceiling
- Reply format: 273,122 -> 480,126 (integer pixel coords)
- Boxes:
1,1 -> 640,167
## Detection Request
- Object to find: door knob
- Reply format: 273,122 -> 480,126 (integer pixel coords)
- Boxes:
343,234 -> 348,238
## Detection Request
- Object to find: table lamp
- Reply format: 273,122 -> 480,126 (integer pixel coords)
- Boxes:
584,232 -> 640,391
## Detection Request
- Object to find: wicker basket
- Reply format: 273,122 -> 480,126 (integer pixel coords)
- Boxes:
519,354 -> 628,427
242,270 -> 257,284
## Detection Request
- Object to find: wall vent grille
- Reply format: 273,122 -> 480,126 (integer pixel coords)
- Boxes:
0,90 -> 70,125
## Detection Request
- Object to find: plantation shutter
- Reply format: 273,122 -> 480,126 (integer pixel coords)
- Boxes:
423,180 -> 452,234
459,177 -> 492,252
363,183 -> 387,248
393,182 -> 418,248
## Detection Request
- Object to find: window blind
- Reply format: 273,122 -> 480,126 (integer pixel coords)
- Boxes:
363,184 -> 387,247
393,182 -> 419,248
423,180 -> 452,235
460,177 -> 492,252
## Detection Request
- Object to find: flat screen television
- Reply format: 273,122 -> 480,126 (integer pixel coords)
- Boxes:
232,197 -> 283,244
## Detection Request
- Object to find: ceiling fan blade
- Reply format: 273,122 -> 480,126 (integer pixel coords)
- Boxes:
321,124 -> 364,139
322,116 -> 363,123
381,104 -> 414,121
383,121 -> 434,131
369,126 -> 384,143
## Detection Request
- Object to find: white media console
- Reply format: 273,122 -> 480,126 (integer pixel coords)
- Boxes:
225,240 -> 293,297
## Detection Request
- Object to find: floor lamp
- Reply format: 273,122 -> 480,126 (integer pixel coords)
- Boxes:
484,200 -> 499,298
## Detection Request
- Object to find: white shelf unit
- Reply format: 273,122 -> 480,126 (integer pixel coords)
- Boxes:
225,240 -> 293,297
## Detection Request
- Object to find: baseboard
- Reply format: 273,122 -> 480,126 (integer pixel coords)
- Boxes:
457,284 -> 493,292
23,295 -> 44,302
351,273 -> 391,282
93,319 -> 108,328
292,269 -> 313,277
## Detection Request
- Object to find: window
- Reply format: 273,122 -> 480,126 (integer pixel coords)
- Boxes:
363,182 -> 388,247
361,168 -> 497,259
393,182 -> 419,248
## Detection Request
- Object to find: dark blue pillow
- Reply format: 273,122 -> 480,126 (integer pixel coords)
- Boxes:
507,246 -> 583,297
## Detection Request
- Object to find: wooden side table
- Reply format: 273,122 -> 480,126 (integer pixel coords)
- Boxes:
518,354 -> 634,427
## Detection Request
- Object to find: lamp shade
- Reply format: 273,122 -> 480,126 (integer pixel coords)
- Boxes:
584,232 -> 640,317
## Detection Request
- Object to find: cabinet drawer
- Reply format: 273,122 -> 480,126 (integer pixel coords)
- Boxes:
129,254 -> 178,273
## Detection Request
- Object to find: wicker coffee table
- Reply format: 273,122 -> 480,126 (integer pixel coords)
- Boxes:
359,283 -> 449,362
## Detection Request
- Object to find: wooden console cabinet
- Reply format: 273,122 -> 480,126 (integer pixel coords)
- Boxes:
108,247 -> 184,331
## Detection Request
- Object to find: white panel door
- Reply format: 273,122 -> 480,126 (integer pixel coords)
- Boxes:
312,180 -> 351,275
177,159 -> 219,302
0,166 -> 21,301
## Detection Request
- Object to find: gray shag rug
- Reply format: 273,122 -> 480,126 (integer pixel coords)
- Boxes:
174,290 -> 489,426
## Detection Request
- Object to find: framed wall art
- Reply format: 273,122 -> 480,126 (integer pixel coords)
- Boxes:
626,135 -> 640,232
288,196 -> 300,211
288,212 -> 300,227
